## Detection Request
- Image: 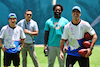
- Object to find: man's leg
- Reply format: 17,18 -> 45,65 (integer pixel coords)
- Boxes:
29,44 -> 39,67
13,52 -> 20,67
66,55 -> 77,67
4,52 -> 11,67
22,44 -> 28,67
64,52 -> 67,67
48,46 -> 56,67
78,57 -> 89,67
57,47 -> 64,67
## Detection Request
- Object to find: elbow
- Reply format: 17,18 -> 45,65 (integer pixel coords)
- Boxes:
32,31 -> 38,36
95,35 -> 98,40
35,31 -> 39,36
35,32 -> 38,36
93,33 -> 98,40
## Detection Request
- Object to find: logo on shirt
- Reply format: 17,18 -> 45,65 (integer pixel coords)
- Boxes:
8,29 -> 10,33
71,27 -> 73,31
54,22 -> 61,29
71,27 -> 74,35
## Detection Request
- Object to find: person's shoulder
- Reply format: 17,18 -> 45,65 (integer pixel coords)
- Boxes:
65,22 -> 71,27
1,25 -> 8,30
16,25 -> 23,30
46,17 -> 52,21
45,17 -> 53,24
61,17 -> 68,21
18,19 -> 25,23
61,17 -> 69,23
30,19 -> 37,24
81,20 -> 90,25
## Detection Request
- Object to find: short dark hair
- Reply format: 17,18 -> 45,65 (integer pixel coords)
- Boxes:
25,9 -> 32,14
53,4 -> 63,11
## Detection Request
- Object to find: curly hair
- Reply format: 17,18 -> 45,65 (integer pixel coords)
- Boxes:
53,4 -> 63,11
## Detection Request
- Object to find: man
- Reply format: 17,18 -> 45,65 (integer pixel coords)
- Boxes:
0,13 -> 26,67
17,10 -> 39,67
60,6 -> 97,67
44,4 -> 69,67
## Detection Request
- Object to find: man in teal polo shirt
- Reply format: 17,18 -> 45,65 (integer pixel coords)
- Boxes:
44,4 -> 69,67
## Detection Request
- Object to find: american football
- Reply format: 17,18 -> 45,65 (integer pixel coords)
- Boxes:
78,49 -> 91,57
83,41 -> 91,48
84,32 -> 92,40
78,49 -> 87,57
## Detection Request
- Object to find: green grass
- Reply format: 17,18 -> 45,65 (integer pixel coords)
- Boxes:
1,46 -> 100,67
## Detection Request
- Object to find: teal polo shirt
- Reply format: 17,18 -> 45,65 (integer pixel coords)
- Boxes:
44,16 -> 69,46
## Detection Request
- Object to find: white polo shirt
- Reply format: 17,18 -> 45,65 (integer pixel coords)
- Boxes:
62,20 -> 95,57
0,25 -> 26,53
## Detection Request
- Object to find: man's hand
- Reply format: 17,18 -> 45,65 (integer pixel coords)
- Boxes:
24,29 -> 31,34
44,45 -> 47,50
19,47 -> 23,51
60,51 -> 64,60
85,48 -> 92,58
63,45 -> 68,53
2,47 -> 7,52
44,45 -> 48,54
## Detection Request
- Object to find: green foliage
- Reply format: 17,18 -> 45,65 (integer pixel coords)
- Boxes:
1,46 -> 100,67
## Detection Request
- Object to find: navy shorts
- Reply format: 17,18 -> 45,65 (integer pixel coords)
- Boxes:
4,51 -> 20,66
66,55 -> 89,67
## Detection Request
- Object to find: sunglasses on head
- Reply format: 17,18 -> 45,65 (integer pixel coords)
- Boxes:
26,14 -> 32,16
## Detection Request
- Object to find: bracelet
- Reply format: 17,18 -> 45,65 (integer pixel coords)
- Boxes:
90,47 -> 93,50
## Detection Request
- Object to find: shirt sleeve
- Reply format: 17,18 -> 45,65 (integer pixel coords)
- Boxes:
20,27 -> 26,39
62,25 -> 68,40
85,22 -> 95,35
0,27 -> 5,39
44,21 -> 50,31
65,19 -> 69,25
34,22 -> 38,31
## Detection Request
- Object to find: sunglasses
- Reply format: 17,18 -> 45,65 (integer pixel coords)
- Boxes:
26,14 -> 32,16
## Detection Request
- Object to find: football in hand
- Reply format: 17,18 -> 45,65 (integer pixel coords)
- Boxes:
78,49 -> 87,57
84,32 -> 92,40
83,41 -> 91,48
78,49 -> 91,57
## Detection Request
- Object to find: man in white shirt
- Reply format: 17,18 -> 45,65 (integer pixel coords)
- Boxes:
0,13 -> 26,67
60,6 -> 97,67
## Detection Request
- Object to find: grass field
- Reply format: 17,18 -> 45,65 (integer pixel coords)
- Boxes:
1,45 -> 100,67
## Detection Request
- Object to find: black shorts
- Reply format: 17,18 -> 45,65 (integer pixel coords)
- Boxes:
66,55 -> 89,67
4,51 -> 20,66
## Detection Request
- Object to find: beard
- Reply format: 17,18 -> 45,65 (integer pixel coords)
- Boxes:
54,12 -> 61,19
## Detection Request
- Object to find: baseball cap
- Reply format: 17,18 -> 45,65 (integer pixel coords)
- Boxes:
72,6 -> 81,13
8,13 -> 17,19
